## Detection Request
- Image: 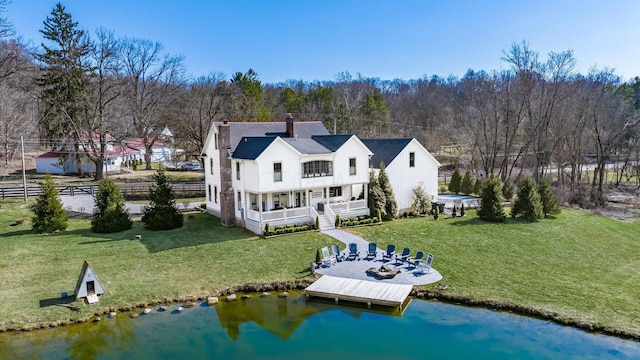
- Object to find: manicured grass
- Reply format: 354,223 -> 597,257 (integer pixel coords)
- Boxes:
2,198 -> 640,338
0,199 -> 329,330
349,210 -> 640,336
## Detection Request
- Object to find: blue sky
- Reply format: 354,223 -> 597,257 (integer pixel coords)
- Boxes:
7,0 -> 640,83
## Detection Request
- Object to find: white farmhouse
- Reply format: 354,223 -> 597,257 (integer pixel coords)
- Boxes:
201,117 -> 440,234
363,138 -> 441,214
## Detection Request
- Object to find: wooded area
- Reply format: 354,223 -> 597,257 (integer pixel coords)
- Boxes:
1,2 -> 639,206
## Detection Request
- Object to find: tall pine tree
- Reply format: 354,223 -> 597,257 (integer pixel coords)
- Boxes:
142,168 -> 183,230
511,177 -> 543,222
367,169 -> 386,219
377,162 -> 398,220
477,174 -> 505,223
35,3 -> 92,141
32,172 -> 68,233
448,169 -> 462,194
460,170 -> 474,195
538,180 -> 561,218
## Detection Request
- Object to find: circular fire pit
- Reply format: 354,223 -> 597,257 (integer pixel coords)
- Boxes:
366,264 -> 401,279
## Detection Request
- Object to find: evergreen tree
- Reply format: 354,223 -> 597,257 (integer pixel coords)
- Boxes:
410,183 -> 430,214
92,179 -> 132,233
35,3 -> 92,141
367,169 -> 386,219
477,174 -> 505,223
502,179 -> 515,201
142,168 -> 183,230
32,172 -> 68,233
511,177 -> 543,222
460,170 -> 474,195
538,179 -> 561,218
377,162 -> 398,220
448,169 -> 462,194
472,177 -> 483,195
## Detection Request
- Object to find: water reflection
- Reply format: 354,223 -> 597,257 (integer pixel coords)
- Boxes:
0,292 -> 638,359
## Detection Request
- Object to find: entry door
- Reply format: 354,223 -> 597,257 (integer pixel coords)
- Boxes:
86,281 -> 95,294
295,191 -> 306,207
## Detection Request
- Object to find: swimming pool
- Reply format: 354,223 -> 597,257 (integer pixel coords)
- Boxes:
437,194 -> 480,208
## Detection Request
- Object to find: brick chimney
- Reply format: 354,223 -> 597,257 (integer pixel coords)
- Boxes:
285,114 -> 294,138
218,122 -> 235,227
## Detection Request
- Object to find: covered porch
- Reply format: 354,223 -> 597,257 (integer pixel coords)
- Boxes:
242,183 -> 369,234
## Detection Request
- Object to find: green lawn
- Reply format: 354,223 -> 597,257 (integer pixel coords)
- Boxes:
1,199 -> 639,337
0,199 -> 329,330
349,210 -> 640,336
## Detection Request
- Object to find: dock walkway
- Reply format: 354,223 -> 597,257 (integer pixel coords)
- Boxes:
305,275 -> 413,310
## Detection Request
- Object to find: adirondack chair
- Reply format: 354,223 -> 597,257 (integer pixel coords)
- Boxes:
365,243 -> 377,260
346,243 -> 360,261
407,251 -> 424,269
321,246 -> 335,267
395,247 -> 411,265
415,253 -> 434,275
331,244 -> 345,262
382,244 -> 396,262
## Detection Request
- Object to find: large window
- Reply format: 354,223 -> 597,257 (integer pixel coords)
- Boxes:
250,193 -> 258,210
349,158 -> 356,175
409,152 -> 415,167
274,162 -> 282,182
329,186 -> 342,197
236,162 -> 240,180
302,160 -> 333,178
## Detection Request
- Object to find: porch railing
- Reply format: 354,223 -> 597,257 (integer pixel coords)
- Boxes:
326,199 -> 367,214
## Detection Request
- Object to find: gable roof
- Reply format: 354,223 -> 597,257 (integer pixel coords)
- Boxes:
362,138 -> 413,168
232,137 -> 277,160
310,135 -> 353,151
215,121 -> 330,152
282,138 -> 331,154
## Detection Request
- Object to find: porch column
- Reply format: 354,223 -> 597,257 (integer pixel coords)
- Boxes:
364,183 -> 368,201
258,192 -> 263,224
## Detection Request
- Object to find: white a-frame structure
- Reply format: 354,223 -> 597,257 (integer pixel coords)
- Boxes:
74,260 -> 105,303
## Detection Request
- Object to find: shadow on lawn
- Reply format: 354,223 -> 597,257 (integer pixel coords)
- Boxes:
446,217 -> 492,226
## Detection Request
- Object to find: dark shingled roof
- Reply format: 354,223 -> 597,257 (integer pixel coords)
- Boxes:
282,138 -> 331,154
310,135 -> 353,151
216,121 -> 330,152
362,138 -> 413,168
232,137 -> 276,160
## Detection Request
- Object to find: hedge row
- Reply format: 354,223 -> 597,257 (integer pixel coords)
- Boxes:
263,221 -> 315,236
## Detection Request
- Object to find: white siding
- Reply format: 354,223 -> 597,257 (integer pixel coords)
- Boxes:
386,139 -> 439,212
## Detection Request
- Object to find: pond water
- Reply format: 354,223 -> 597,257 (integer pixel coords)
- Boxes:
1,293 -> 638,359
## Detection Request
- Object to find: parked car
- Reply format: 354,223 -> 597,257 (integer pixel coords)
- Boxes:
181,162 -> 202,171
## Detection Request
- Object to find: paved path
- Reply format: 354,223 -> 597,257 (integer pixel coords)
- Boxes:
316,229 -> 443,286
60,194 -> 192,215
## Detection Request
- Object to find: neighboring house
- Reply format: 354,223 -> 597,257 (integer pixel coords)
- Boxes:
122,138 -> 182,163
201,117 -> 372,234
363,138 -> 441,214
35,132 -> 141,175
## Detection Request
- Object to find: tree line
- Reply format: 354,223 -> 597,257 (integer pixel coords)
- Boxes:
1,3 -> 639,206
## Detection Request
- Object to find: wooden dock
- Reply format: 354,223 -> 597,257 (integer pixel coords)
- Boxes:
305,275 -> 413,310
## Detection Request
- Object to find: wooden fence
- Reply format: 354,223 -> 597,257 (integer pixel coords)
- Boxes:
0,182 -> 205,200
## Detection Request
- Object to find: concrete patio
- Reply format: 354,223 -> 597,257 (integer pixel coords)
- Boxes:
315,229 -> 443,286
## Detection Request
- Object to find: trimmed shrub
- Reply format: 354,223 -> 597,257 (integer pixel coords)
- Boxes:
92,178 -> 132,233
334,214 -> 340,228
452,205 -> 457,217
32,173 -> 68,233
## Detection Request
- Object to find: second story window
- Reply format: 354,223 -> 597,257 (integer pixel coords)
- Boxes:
349,158 -> 356,175
236,162 -> 240,180
302,160 -> 333,178
210,158 -> 214,175
274,162 -> 282,182
409,152 -> 415,167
